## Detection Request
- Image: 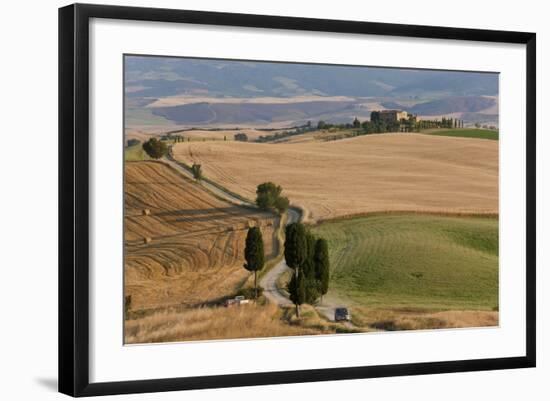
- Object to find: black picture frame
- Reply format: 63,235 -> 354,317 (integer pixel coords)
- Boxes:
59,3 -> 536,397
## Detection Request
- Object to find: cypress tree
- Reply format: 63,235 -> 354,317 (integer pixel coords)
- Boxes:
314,239 -> 330,303
285,223 -> 308,315
243,227 -> 265,299
284,223 -> 307,270
288,269 -> 306,317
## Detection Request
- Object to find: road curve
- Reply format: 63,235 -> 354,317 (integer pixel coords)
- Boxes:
164,148 -> 356,328
164,148 -> 298,307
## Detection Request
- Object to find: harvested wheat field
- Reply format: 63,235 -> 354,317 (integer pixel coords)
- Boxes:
173,133 -> 498,222
124,161 -> 278,312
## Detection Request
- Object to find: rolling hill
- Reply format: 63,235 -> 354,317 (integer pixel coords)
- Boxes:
172,133 -> 499,222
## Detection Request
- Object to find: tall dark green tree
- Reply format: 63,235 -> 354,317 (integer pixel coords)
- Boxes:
284,223 -> 308,270
314,238 -> 330,303
301,231 -> 319,304
302,231 -> 317,277
288,269 -> 306,317
243,227 -> 265,299
284,222 -> 308,315
142,138 -> 167,159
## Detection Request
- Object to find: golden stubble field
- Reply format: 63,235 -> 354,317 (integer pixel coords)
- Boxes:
124,161 -> 277,312
172,133 -> 499,222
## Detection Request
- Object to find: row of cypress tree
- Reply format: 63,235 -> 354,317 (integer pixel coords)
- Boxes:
285,222 -> 330,317
243,222 -> 330,317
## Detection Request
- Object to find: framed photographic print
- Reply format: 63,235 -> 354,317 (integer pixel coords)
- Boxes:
58,3 -> 536,397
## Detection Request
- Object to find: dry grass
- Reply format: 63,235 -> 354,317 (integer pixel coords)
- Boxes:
124,302 -> 348,344
125,302 -> 495,344
124,161 -> 278,311
351,307 -> 498,331
173,133 -> 498,222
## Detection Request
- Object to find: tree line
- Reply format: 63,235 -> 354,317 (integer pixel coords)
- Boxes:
256,121 -> 315,143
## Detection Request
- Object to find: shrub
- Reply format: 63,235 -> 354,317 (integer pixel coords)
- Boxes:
142,138 -> 167,159
256,182 -> 289,213
234,133 -> 248,142
191,163 -> 202,180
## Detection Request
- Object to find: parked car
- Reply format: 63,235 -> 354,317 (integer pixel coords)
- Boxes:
224,295 -> 250,307
334,307 -> 351,322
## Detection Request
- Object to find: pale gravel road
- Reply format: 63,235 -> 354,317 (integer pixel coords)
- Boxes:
259,208 -> 300,307
164,149 -> 357,328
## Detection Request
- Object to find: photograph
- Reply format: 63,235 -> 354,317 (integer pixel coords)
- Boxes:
123,55 -> 499,345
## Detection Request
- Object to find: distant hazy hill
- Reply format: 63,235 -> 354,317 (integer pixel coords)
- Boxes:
383,96 -> 496,116
125,56 -> 499,128
125,56 -> 498,99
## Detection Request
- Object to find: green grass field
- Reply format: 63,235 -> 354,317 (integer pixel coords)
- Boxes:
311,214 -> 498,311
423,128 -> 499,140
124,143 -> 151,161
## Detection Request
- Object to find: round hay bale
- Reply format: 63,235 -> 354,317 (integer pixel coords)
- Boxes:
143,237 -> 152,244
142,209 -> 151,216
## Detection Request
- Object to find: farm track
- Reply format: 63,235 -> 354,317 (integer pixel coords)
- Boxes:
164,150 -> 253,207
163,153 -> 357,327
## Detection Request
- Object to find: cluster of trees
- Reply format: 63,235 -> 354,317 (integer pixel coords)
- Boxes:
360,118 -> 401,133
317,116 -> 469,139
242,220 -> 330,315
234,133 -> 249,142
316,120 -> 356,131
142,138 -> 168,159
285,223 -> 330,317
256,122 -> 315,143
256,182 -> 289,214
159,134 -> 186,142
417,117 -> 464,130
318,118 -> 402,133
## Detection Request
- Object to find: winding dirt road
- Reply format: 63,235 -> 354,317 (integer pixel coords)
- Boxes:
164,149 -> 356,328
259,208 -> 300,307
